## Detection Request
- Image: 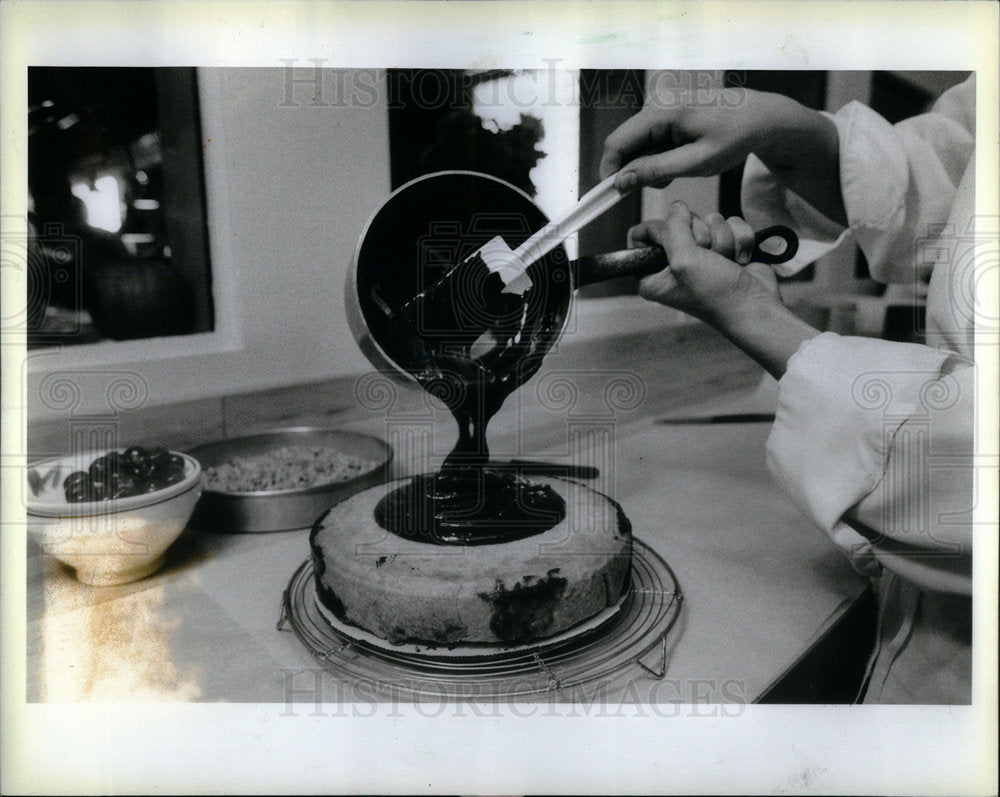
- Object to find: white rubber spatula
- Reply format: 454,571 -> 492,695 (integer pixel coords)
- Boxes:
397,173 -> 629,326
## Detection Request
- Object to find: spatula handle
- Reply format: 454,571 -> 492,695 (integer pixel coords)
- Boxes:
511,174 -> 627,270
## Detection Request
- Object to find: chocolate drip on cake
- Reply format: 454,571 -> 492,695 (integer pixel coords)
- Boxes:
377,258 -> 568,545
478,569 -> 569,642
375,467 -> 565,545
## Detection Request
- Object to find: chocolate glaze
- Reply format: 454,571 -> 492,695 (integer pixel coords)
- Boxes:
380,319 -> 569,544
374,467 -> 565,545
356,174 -> 574,545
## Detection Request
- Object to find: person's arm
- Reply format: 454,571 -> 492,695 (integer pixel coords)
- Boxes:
767,333 -> 973,594
742,75 -> 975,284
600,87 -> 847,225
712,288 -> 821,380
639,203 -> 972,593
748,94 -> 846,227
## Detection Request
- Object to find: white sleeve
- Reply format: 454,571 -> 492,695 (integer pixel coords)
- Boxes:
741,75 -> 975,282
766,333 -> 973,594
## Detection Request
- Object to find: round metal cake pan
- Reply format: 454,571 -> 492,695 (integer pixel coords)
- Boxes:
185,427 -> 392,533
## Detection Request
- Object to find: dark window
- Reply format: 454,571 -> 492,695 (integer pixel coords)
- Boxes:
386,68 -> 644,298
575,69 -> 645,298
387,69 -> 549,198
27,67 -> 213,348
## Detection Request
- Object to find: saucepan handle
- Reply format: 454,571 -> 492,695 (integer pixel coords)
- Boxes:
574,224 -> 799,288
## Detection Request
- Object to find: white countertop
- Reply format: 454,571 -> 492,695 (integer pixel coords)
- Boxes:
26,364 -> 868,704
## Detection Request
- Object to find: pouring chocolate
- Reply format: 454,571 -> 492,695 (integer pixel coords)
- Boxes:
346,170 -> 796,544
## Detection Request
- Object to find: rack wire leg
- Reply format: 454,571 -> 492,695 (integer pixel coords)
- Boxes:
637,634 -> 668,679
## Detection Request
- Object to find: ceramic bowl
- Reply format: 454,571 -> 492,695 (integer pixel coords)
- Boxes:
26,449 -> 202,586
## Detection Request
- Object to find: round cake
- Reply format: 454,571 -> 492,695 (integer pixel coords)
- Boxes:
310,474 -> 632,647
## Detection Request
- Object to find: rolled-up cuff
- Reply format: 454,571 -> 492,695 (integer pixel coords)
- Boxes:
833,101 -> 911,271
741,151 -> 849,278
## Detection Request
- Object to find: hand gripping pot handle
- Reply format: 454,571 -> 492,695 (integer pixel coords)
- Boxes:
573,225 -> 799,287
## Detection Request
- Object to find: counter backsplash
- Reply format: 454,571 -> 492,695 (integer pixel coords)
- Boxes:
28,322 -> 764,459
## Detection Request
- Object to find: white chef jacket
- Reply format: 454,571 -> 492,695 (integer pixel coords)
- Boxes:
741,75 -> 977,703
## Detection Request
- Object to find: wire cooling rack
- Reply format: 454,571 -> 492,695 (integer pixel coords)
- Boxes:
278,538 -> 683,700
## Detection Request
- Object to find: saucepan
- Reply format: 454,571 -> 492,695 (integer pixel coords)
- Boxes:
346,170 -> 796,390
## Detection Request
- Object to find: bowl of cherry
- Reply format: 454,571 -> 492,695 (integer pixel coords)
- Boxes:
26,446 -> 202,586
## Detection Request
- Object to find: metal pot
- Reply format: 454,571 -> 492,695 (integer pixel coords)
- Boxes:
347,171 -> 572,390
